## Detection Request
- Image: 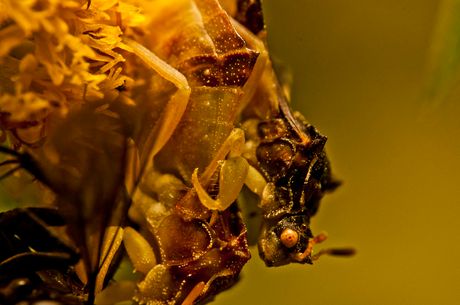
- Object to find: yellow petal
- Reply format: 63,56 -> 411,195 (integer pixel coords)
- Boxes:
0,25 -> 26,57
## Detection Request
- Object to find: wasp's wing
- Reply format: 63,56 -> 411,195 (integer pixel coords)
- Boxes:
0,207 -> 87,304
221,0 -> 305,141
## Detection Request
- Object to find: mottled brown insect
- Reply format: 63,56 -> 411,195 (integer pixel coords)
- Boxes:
242,105 -> 340,266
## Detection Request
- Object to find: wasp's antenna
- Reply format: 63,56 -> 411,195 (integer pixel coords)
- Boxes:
312,247 -> 356,261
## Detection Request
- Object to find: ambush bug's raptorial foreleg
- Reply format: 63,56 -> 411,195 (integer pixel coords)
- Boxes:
191,128 -> 266,212
122,38 -> 191,171
121,0 -> 265,304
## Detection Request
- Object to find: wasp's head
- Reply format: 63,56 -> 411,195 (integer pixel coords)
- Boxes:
256,174 -> 332,266
258,215 -> 320,266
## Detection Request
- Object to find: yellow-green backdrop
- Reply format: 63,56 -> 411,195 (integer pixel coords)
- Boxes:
214,1 -> 460,305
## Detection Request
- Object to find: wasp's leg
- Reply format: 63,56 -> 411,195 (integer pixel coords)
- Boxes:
123,227 -> 156,275
123,38 -> 191,167
95,226 -> 124,294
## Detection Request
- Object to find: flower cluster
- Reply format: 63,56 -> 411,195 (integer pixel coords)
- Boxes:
0,0 -> 149,147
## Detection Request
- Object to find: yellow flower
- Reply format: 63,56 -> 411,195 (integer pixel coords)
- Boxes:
0,0 -> 149,146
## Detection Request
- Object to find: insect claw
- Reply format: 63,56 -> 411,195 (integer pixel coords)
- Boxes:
192,168 -> 223,210
192,157 -> 249,211
209,210 -> 219,226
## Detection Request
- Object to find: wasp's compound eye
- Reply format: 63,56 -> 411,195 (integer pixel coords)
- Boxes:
280,228 -> 299,248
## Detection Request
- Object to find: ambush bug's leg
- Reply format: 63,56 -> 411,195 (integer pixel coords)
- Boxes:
192,128 -> 246,210
192,157 -> 249,211
198,128 -> 246,185
95,226 -> 124,294
244,164 -> 267,197
123,38 -> 191,168
209,210 -> 220,226
136,264 -> 183,304
192,128 -> 267,210
94,281 -> 136,305
181,281 -> 206,305
124,138 -> 140,195
123,226 -> 157,275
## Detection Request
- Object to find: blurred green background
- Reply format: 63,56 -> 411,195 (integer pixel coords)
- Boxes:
215,1 -> 460,305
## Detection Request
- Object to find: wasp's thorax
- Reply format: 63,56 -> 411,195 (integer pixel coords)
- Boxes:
243,111 -> 339,266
